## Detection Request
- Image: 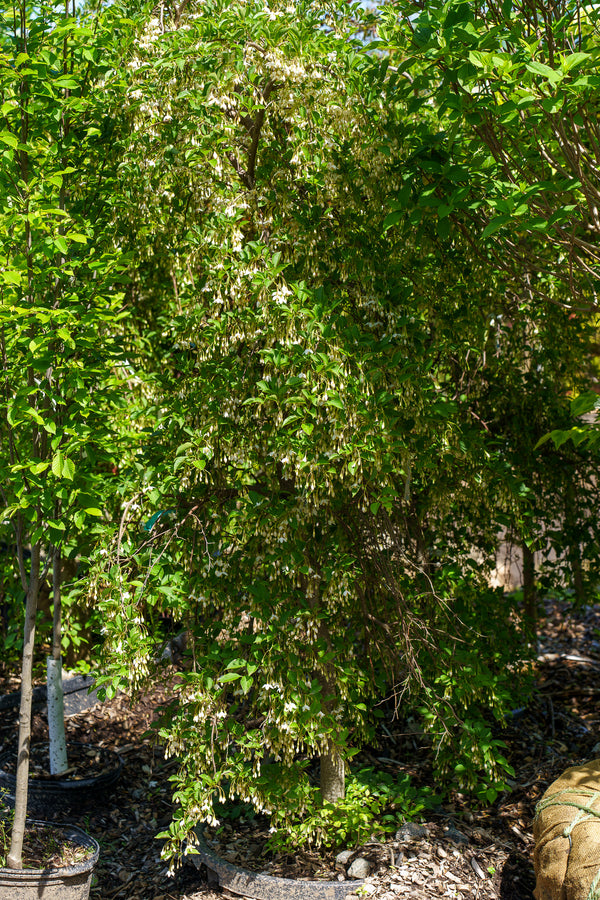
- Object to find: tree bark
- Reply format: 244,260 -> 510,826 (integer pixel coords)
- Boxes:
522,542 -> 537,633
565,481 -> 585,605
7,542 -> 40,869
320,743 -> 345,804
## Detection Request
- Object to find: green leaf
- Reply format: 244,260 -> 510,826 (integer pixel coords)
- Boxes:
218,672 -> 241,683
533,433 -> 552,450
26,407 -> 45,426
62,457 -> 75,480
561,52 -> 590,73
0,268 -> 22,285
53,76 -> 80,89
52,451 -> 64,478
30,461 -> 50,475
176,442 -> 194,455
301,423 -> 314,435
525,60 -> 562,83
240,675 -> 253,693
326,393 -> 344,410
84,507 -> 103,516
571,391 -> 599,417
0,131 -> 18,149
437,216 -> 450,240
481,214 -> 513,239
47,519 -> 66,532
383,209 -> 404,231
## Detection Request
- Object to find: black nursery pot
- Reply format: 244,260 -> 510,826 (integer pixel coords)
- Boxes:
0,742 -> 123,815
0,822 -> 99,900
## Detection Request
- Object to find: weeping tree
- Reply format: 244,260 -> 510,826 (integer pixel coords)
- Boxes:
86,0 -> 552,861
0,0 -> 127,866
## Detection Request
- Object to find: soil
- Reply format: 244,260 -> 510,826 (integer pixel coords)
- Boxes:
0,741 -> 120,781
0,821 -> 94,870
0,597 -> 598,900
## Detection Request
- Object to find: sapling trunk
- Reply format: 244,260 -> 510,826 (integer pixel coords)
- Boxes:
47,546 -> 68,776
565,481 -> 585,605
522,542 -> 537,632
7,543 -> 40,870
311,608 -> 346,805
320,743 -> 345,805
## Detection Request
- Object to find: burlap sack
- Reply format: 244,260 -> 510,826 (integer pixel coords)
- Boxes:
533,758 -> 600,900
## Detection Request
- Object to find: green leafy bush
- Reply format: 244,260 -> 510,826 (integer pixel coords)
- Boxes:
416,583 -> 534,802
211,766 -> 438,851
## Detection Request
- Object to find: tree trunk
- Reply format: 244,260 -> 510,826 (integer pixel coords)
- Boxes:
522,542 -> 537,633
48,547 -> 68,776
7,543 -> 40,870
565,481 -> 585,605
320,743 -> 345,804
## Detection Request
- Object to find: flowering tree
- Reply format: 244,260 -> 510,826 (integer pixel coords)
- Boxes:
87,0 -> 557,859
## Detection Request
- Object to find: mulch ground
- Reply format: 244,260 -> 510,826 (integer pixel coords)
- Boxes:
1,597 -> 599,900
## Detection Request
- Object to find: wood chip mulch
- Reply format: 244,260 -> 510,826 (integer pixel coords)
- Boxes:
0,597 -> 599,900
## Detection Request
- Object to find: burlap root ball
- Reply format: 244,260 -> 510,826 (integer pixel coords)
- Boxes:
533,758 -> 600,900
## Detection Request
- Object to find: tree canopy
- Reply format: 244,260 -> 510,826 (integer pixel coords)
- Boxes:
1,0 -> 599,865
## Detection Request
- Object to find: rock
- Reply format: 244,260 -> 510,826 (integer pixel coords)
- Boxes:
443,826 -> 469,846
436,845 -> 447,859
395,823 -> 429,842
356,884 -> 376,895
348,857 -> 372,879
336,850 -> 355,866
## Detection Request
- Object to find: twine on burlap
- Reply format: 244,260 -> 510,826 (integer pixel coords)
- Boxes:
534,784 -> 600,900
587,869 -> 600,900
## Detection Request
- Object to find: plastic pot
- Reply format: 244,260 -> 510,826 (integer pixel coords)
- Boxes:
188,826 -> 366,900
0,742 -> 123,815
0,822 -> 99,900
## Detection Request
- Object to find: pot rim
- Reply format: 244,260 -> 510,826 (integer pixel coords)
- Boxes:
188,825 -> 365,900
0,820 -> 99,877
0,741 -> 123,792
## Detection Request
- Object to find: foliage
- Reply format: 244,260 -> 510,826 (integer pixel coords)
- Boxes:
0,0 -> 130,560
197,765 -> 436,852
0,791 -> 13,868
0,0 -> 133,866
262,766 -> 438,851
378,0 -> 600,596
87,0 -> 549,863
379,0 -> 600,306
0,0 -> 595,866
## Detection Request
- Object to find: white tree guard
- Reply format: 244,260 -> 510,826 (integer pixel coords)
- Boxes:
47,656 -> 68,776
